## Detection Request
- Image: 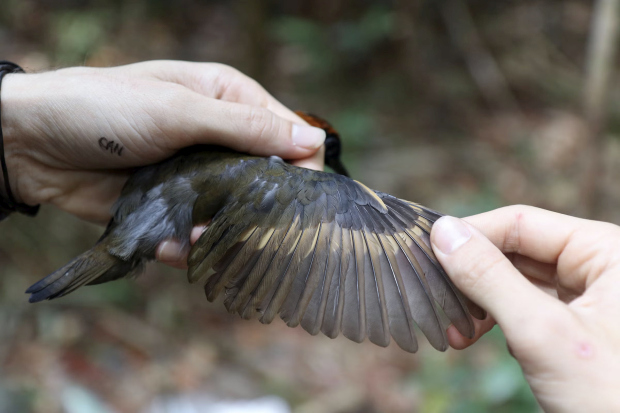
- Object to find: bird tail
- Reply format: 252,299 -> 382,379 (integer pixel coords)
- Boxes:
26,243 -> 140,303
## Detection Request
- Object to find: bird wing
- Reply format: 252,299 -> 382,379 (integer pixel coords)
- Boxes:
187,158 -> 484,352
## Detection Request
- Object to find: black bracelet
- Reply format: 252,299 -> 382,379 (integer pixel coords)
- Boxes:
0,61 -> 39,220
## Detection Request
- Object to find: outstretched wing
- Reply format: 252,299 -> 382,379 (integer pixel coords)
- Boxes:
187,158 -> 484,352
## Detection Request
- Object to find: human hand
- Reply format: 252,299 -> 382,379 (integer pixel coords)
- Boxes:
431,205 -> 620,411
1,60 -> 325,224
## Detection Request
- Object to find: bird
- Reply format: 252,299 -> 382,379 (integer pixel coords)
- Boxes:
25,112 -> 485,353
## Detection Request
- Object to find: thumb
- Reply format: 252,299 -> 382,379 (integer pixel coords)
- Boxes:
174,97 -> 326,160
430,216 -> 559,337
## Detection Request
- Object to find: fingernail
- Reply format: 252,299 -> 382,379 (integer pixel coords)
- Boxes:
157,240 -> 184,262
292,124 -> 326,149
433,216 -> 472,254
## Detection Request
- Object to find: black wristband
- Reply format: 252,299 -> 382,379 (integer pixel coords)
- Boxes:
0,61 -> 40,220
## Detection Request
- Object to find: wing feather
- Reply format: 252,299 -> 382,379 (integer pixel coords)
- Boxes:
221,227 -> 276,310
320,225 -> 345,339
186,159 -> 483,352
227,205 -> 297,314
243,207 -> 304,320
360,226 -> 390,348
403,227 -> 475,338
205,225 -> 263,301
193,223 -> 257,289
377,234 -> 419,352
374,233 -> 418,352
280,222 -> 323,326
289,221 -> 332,328
300,222 -> 334,335
258,223 -> 305,323
340,227 -> 364,343
391,232 -> 448,351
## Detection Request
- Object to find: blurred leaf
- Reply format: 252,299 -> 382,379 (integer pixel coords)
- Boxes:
271,17 -> 335,78
441,186 -> 503,218
480,361 -> 523,404
271,17 -> 325,49
331,109 -> 376,148
335,8 -> 395,55
51,10 -> 112,64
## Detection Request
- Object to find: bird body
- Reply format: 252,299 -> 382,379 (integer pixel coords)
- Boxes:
26,120 -> 484,353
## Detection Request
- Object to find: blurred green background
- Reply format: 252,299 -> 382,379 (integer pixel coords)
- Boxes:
1,0 -> 618,412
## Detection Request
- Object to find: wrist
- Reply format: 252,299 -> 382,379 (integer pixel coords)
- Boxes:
1,72 -> 39,206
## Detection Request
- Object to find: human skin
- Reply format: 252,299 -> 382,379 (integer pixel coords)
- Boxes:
431,206 -> 620,411
0,60 -> 326,224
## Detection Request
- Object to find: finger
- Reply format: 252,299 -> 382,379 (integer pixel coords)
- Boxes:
522,273 -> 558,299
122,61 -> 326,166
191,225 -> 208,245
291,146 -> 325,171
431,216 -> 562,333
505,255 -> 563,298
134,61 -> 317,144
572,273 -> 620,318
507,253 -> 557,285
557,285 -> 579,303
140,61 -> 304,124
134,61 -> 325,159
168,94 -> 326,160
463,205 -> 620,265
156,224 -> 208,269
463,205 -> 620,294
448,315 -> 496,350
462,205 -> 585,263
156,240 -> 189,270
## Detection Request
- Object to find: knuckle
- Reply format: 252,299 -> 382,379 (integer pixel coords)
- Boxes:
213,63 -> 241,79
257,94 -> 270,108
502,205 -> 528,253
244,106 -> 268,129
216,65 -> 270,105
208,64 -> 242,99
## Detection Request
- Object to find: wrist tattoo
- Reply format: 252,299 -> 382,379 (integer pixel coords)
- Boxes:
98,137 -> 124,156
